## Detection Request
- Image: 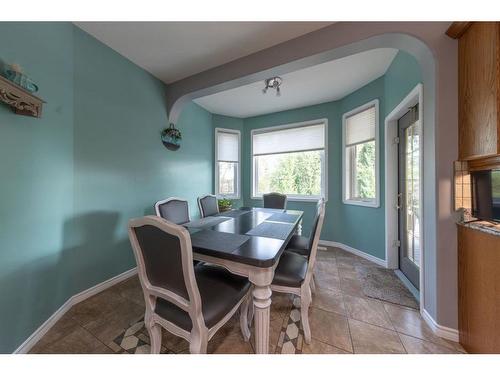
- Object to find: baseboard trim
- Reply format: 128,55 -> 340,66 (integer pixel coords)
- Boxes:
421,309 -> 459,342
319,240 -> 387,268
13,267 -> 137,354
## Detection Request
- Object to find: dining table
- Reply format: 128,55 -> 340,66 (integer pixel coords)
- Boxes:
182,206 -> 303,354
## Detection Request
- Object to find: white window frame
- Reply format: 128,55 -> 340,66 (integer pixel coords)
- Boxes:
215,127 -> 241,199
251,119 -> 328,202
342,99 -> 380,208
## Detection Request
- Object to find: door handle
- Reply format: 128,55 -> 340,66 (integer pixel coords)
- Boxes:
396,193 -> 402,210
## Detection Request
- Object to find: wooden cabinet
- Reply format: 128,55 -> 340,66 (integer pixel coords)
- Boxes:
456,22 -> 500,160
458,225 -> 500,353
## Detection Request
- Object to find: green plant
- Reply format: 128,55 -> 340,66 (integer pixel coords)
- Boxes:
218,198 -> 232,211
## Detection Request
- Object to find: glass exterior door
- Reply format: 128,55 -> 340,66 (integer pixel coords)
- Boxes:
398,105 -> 420,290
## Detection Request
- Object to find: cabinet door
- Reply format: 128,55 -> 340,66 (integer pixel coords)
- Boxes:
459,22 -> 500,160
458,226 -> 500,353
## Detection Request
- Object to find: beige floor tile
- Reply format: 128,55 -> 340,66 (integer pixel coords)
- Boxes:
309,307 -> 352,352
302,338 -> 351,354
315,272 -> 342,292
39,326 -> 113,354
311,288 -> 346,315
349,319 -> 406,354
160,328 -> 190,353
209,332 -> 254,354
29,315 -> 80,353
339,277 -> 365,298
82,297 -> 144,345
383,303 -> 463,351
343,295 -> 393,329
114,276 -> 145,307
270,292 -> 294,321
67,288 -> 129,326
399,333 -> 460,354
338,267 -> 358,281
211,314 -> 242,342
315,260 -> 339,276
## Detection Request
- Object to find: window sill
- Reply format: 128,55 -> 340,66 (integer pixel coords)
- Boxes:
343,198 -> 379,208
217,195 -> 241,200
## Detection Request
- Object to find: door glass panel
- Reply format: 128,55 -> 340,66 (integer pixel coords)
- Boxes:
404,122 -> 420,268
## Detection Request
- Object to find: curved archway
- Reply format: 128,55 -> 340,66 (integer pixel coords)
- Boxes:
166,23 -> 458,335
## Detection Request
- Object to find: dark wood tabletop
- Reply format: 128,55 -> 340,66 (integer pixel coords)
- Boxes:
184,207 -> 303,268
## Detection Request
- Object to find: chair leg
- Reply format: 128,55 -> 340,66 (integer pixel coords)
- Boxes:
189,327 -> 208,354
300,283 -> 312,345
310,274 -> 317,294
239,294 -> 251,342
248,300 -> 255,327
147,322 -> 162,354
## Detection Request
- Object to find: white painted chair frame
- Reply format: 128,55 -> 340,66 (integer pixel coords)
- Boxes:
197,194 -> 219,218
154,197 -> 190,222
270,199 -> 326,344
128,216 -> 251,354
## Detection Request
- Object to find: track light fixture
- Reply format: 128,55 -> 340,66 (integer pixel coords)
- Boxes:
262,76 -> 282,96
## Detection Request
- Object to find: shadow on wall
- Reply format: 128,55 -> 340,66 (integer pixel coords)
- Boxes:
0,210 -> 135,353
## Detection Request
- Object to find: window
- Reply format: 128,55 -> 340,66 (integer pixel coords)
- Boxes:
215,128 -> 240,199
342,100 -> 379,207
251,120 -> 327,201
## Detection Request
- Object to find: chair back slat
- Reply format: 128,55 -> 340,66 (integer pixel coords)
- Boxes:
263,192 -> 287,210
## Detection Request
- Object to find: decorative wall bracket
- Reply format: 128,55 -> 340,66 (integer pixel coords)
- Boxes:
0,75 -> 45,118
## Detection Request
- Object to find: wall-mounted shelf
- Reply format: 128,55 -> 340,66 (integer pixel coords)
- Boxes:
0,75 -> 45,118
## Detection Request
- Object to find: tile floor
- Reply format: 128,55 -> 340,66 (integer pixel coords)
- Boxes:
29,247 -> 466,354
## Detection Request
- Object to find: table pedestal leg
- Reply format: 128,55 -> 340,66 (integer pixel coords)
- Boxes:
252,284 -> 272,354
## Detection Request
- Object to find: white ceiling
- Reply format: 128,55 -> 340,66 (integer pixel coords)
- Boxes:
74,22 -> 332,83
194,48 -> 398,118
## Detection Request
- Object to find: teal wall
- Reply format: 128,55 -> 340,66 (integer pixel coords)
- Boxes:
240,51 -> 421,260
384,51 -> 422,114
242,78 -> 386,258
0,23 -> 213,353
0,22 -> 75,354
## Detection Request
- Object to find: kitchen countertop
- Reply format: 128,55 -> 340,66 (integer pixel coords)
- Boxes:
459,220 -> 500,237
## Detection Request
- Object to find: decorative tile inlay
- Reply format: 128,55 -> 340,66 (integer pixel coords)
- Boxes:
275,297 -> 304,354
112,317 -> 169,354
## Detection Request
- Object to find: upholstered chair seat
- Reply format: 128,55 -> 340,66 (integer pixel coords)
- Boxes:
272,252 -> 307,288
155,264 -> 250,331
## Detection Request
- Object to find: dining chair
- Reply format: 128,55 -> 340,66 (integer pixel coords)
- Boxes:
270,198 -> 325,344
263,192 -> 287,209
128,215 -> 252,354
198,194 -> 219,218
155,197 -> 190,224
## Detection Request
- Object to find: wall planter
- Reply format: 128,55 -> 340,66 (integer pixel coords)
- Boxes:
0,75 -> 45,118
161,123 -> 182,151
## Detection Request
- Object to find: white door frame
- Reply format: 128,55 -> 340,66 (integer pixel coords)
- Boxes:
384,83 -> 424,312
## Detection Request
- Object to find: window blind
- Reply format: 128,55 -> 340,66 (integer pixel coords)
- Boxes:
345,106 -> 376,146
253,124 -> 325,156
217,131 -> 239,162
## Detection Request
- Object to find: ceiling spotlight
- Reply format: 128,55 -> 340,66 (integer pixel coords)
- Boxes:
263,77 -> 282,96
